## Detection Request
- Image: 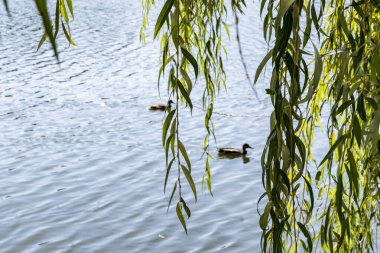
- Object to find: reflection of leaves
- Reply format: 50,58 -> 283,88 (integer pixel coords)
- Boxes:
3,0 -> 10,15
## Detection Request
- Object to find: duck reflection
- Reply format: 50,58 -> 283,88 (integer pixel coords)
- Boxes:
218,153 -> 251,164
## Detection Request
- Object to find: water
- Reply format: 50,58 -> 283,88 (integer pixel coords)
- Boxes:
0,1 -> 278,252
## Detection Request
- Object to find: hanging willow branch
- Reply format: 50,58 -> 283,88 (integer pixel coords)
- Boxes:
5,0 -> 380,251
34,0 -> 75,61
142,0 -> 380,251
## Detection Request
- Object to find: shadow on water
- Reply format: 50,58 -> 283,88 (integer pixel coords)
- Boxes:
218,153 -> 251,164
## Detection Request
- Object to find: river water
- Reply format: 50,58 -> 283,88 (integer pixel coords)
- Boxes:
0,1 -> 307,252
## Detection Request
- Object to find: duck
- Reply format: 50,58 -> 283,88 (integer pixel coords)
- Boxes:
218,143 -> 253,155
149,100 -> 174,110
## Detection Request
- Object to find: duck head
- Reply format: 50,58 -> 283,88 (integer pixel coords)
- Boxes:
242,143 -> 253,152
167,100 -> 175,108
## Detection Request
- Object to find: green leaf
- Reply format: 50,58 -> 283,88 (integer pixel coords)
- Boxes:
181,47 -> 199,78
336,100 -> 353,115
60,0 -> 69,23
260,201 -> 272,230
347,151 -> 359,197
167,182 -> 177,211
54,0 -> 59,38
176,202 -> 188,234
275,0 -> 295,30
255,49 -> 273,83
205,158 -> 212,195
178,140 -> 191,172
357,94 -> 367,121
162,109 -> 176,146
298,222 -> 313,252
352,116 -> 362,147
165,134 -> 174,165
181,165 -> 197,202
312,43 -> 322,88
302,175 -> 314,216
338,12 -> 356,50
164,158 -> 175,193
62,22 -> 77,46
365,97 -> 378,110
37,31 -> 48,51
34,0 -> 59,61
66,0 -> 74,17
180,68 -> 193,93
319,134 -> 347,167
176,78 -> 193,111
222,22 -> 230,39
180,197 -> 191,219
154,0 -> 175,39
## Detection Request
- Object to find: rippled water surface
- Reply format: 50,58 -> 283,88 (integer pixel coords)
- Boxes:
0,1 -> 279,252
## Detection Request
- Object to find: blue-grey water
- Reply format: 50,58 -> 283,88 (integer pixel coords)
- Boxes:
0,1 -> 329,252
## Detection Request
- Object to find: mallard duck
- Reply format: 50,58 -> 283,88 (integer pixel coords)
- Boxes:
218,143 -> 253,155
149,100 -> 174,110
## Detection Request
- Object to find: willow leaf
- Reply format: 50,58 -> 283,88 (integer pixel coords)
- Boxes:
66,0 -> 74,17
181,47 -> 199,78
176,202 -> 188,234
176,79 -> 193,111
154,0 -> 175,39
254,49 -> 273,83
181,165 -> 197,202
298,222 -> 313,252
180,197 -> 191,219
312,43 -> 322,87
37,31 -> 48,51
275,0 -> 295,29
319,134 -> 347,167
34,0 -> 59,60
164,158 -> 175,193
167,182 -> 177,211
178,140 -> 191,172
62,22 -> 77,46
260,201 -> 272,230
162,109 -> 176,146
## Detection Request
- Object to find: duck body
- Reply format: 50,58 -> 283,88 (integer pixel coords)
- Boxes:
149,100 -> 174,111
218,143 -> 253,155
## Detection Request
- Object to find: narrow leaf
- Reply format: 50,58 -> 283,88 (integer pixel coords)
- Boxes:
312,42 -> 322,87
260,201 -> 272,230
178,140 -> 191,172
176,78 -> 193,111
181,47 -> 198,78
62,22 -> 77,46
181,165 -> 197,202
162,109 -> 176,146
176,202 -> 188,234
319,134 -> 347,167
255,49 -> 273,83
34,0 -> 59,60
164,158 -> 175,192
66,0 -> 74,17
154,0 -> 175,39
298,222 -> 313,251
167,182 -> 177,211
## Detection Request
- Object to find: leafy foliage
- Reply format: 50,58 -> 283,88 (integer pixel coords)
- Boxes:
33,0 -> 75,60
3,0 -> 380,251
141,0 -> 380,251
